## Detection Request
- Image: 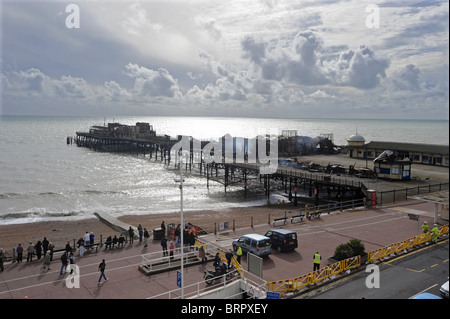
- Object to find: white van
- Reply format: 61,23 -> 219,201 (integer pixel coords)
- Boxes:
232,234 -> 272,257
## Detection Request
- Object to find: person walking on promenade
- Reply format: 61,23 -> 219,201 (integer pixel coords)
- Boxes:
138,224 -> 143,242
60,252 -> 68,276
421,221 -> 429,234
16,244 -> 23,263
313,252 -> 321,271
26,242 -> 34,262
65,241 -> 72,254
128,227 -> 135,244
98,259 -> 108,285
305,204 -> 310,219
42,251 -> 51,271
431,224 -> 439,244
143,228 -> 150,247
161,236 -> 168,257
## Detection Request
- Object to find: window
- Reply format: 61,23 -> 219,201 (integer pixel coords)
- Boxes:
392,167 -> 399,175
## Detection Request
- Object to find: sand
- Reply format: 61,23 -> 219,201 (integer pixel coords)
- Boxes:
0,205 -> 293,252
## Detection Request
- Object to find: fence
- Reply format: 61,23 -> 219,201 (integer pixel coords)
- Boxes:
377,182 -> 449,206
266,256 -> 361,293
266,224 -> 449,296
367,224 -> 449,263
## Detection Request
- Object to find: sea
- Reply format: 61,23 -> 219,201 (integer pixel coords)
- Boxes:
0,116 -> 448,225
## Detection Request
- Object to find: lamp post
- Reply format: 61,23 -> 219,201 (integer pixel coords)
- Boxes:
177,151 -> 185,299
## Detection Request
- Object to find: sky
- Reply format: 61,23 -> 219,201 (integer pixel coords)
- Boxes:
0,0 -> 449,119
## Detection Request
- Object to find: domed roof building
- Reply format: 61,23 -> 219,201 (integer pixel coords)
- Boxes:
346,134 -> 365,146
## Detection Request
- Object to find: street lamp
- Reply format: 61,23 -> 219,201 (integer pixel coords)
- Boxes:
175,150 -> 187,299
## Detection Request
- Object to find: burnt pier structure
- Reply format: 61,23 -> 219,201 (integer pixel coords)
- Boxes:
74,122 -> 364,206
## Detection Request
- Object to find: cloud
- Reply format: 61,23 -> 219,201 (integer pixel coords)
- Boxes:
124,63 -> 182,98
242,31 -> 390,89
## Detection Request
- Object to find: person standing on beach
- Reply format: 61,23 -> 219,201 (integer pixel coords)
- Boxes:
16,244 -> 23,263
26,242 -> 34,262
98,259 -> 108,285
35,240 -> 42,260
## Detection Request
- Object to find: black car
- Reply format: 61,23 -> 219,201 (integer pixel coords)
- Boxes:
264,229 -> 298,252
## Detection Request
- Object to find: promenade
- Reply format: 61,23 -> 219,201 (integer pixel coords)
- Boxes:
0,199 -> 447,299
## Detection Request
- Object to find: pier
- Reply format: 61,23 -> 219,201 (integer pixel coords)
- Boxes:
73,122 -> 366,206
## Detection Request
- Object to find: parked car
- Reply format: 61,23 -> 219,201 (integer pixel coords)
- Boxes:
264,229 -> 298,252
440,280 -> 449,299
232,234 -> 272,257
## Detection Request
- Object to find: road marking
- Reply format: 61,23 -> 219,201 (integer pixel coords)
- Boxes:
407,268 -> 425,273
409,284 -> 438,299
430,264 -> 439,268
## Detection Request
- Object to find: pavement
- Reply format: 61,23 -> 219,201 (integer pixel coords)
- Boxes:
0,199 -> 447,299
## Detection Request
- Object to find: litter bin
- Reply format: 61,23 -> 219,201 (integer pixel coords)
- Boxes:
153,227 -> 165,240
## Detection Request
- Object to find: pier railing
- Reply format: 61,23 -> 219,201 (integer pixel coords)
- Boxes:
376,182 -> 448,206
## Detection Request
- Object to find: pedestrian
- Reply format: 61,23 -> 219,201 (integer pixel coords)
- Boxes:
305,204 -> 310,219
161,221 -> 166,236
69,252 -> 75,274
213,252 -> 220,267
431,224 -> 439,244
138,224 -> 143,242
98,259 -> 108,285
199,245 -> 207,265
236,246 -> 242,264
83,232 -> 90,246
112,235 -> 118,248
60,252 -> 68,275
26,242 -> 34,262
48,242 -> 55,261
16,244 -> 23,263
0,248 -> 5,272
89,232 -> 95,247
421,221 -> 429,234
313,251 -> 321,271
42,251 -> 51,271
105,236 -> 112,250
65,241 -> 72,254
169,240 -> 175,260
188,230 -> 196,251
225,250 -> 233,268
118,234 -> 125,247
143,228 -> 149,247
175,224 -> 181,245
42,237 -> 49,256
128,227 -> 134,244
161,236 -> 168,257
34,240 -> 42,260
77,237 -> 85,257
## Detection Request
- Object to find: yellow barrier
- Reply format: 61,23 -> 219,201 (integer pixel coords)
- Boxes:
266,256 -> 361,294
367,224 -> 448,263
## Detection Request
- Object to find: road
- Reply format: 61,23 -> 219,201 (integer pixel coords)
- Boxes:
305,240 -> 449,299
